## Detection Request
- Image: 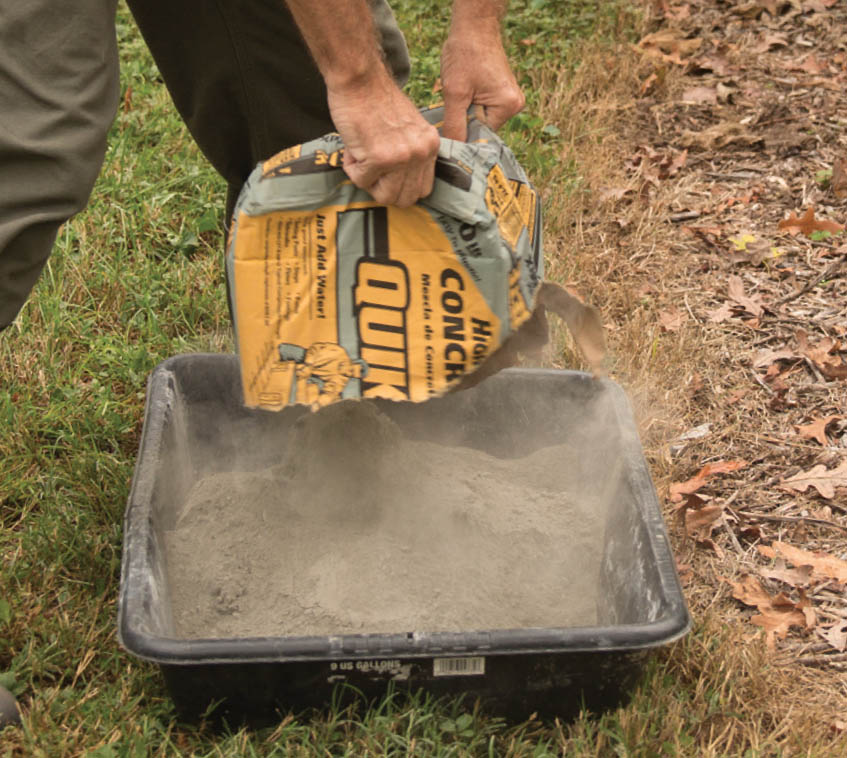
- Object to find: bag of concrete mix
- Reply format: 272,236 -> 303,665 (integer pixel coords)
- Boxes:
226,106 -> 603,411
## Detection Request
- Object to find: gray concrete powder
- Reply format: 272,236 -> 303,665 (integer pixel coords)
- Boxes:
164,401 -> 609,639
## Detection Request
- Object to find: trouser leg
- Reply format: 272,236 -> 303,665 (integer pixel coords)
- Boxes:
125,0 -> 410,223
0,0 -> 120,329
0,682 -> 20,727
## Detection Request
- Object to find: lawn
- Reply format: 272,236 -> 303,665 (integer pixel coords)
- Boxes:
3,0 -> 846,756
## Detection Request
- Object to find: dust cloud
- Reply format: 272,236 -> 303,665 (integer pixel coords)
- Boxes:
164,394 -> 621,639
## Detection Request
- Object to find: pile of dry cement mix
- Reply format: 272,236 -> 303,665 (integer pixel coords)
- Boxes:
165,401 -> 611,639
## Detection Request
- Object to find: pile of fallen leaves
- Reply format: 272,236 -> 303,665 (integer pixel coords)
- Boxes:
537,0 -> 846,732
621,0 -> 847,675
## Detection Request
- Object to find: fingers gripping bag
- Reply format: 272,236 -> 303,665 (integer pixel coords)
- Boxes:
226,106 -> 595,412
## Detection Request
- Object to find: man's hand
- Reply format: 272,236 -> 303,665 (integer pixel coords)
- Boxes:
285,0 -> 439,207
441,1 -> 524,141
328,71 -> 440,208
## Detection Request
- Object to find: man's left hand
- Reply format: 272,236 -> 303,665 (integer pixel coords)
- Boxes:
440,13 -> 524,142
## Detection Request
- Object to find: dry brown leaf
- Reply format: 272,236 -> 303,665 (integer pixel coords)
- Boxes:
799,54 -> 827,75
598,186 -> 634,203
675,559 -> 693,585
832,158 -> 847,200
728,275 -> 765,317
681,86 -> 717,105
752,346 -> 798,369
778,207 -> 845,237
729,574 -> 772,607
685,503 -> 724,541
822,364 -> 847,380
670,459 -> 748,501
700,537 -> 725,559
797,589 -> 817,629
793,415 -> 843,446
638,30 -> 703,64
806,0 -> 838,9
760,558 -> 813,588
726,387 -> 749,403
753,32 -> 789,54
695,54 -> 731,76
727,575 -> 809,649
659,307 -> 687,332
632,146 -> 688,180
796,329 -> 847,380
666,149 -> 688,176
732,0 -> 767,17
682,224 -> 724,238
780,459 -> 847,499
707,302 -> 734,323
681,122 -> 762,150
759,541 -> 847,583
752,609 -> 807,650
665,3 -> 691,20
639,71 -> 659,96
818,621 -> 847,652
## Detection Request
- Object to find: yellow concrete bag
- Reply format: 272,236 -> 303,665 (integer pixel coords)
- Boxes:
226,106 -> 543,411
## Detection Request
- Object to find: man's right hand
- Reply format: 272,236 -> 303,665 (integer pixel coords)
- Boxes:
285,0 -> 440,208
327,69 -> 440,208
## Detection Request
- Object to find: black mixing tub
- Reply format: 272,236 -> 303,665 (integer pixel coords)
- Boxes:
118,354 -> 689,724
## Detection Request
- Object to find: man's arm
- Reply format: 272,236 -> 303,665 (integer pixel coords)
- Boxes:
441,0 -> 525,141
284,0 -> 524,206
284,0 -> 440,208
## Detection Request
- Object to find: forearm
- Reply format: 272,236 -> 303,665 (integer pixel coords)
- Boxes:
441,0 -> 522,138
285,1 -> 440,206
450,0 -> 507,34
284,0 -> 390,90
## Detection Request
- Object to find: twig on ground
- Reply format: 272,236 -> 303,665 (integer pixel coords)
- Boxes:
670,210 -> 701,223
736,510 -> 847,534
704,171 -> 764,180
817,607 -> 847,621
722,514 -> 746,557
796,652 -> 847,667
773,254 -> 847,307
803,356 -> 828,385
683,292 -> 700,324
752,370 -> 776,395
782,641 -> 833,654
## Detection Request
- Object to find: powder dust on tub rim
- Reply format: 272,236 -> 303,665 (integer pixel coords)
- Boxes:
164,400 -> 611,640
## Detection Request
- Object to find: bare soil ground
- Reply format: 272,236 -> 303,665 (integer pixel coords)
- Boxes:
536,0 -> 847,738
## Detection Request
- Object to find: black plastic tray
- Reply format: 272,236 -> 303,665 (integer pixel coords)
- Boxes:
118,354 -> 689,724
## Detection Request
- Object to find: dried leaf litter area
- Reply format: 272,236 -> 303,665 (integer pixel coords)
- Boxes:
584,0 -> 847,673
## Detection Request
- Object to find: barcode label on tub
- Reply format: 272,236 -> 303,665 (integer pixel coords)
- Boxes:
433,656 -> 485,677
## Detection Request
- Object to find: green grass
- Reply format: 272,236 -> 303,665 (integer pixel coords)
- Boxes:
4,1 -> 835,756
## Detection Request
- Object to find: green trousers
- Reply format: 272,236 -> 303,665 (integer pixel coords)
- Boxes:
0,0 -> 409,329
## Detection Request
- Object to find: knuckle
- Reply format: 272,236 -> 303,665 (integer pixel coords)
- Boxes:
442,82 -> 472,102
512,89 -> 526,111
392,144 -> 414,166
503,88 -> 525,114
369,147 -> 395,170
370,185 -> 393,205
